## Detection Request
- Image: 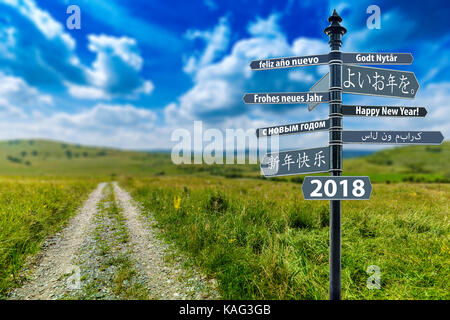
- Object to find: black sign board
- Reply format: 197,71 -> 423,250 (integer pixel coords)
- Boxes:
243,92 -> 329,104
260,146 -> 329,177
342,65 -> 419,99
256,119 -> 330,137
342,131 -> 444,145
341,105 -> 427,117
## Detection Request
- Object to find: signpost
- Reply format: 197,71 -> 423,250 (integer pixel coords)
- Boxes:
342,65 -> 419,99
256,119 -> 330,137
342,131 -> 444,145
260,147 -> 329,177
342,105 -> 427,117
243,9 -> 445,300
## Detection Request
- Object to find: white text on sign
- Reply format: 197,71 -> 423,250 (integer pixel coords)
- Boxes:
253,93 -> 323,104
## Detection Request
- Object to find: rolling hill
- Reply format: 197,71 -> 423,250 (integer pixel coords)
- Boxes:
0,139 -> 448,182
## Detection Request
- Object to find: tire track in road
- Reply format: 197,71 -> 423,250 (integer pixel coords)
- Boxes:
8,183 -> 107,300
112,182 -> 218,299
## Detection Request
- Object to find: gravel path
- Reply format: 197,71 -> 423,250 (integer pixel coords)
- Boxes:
8,183 -> 107,300
8,182 -> 218,300
113,182 -> 218,299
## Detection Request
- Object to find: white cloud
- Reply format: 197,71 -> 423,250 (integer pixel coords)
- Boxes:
184,16 -> 230,74
0,101 -> 159,149
5,0 -> 75,49
0,71 -> 53,108
66,34 -> 154,100
166,14 -> 329,128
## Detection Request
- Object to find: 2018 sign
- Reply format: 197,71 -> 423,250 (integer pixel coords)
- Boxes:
302,176 -> 372,200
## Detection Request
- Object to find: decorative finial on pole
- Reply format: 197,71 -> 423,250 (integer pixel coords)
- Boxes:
324,9 -> 347,36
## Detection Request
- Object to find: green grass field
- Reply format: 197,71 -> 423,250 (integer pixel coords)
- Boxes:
122,176 -> 449,300
0,139 -> 448,299
0,177 -> 96,296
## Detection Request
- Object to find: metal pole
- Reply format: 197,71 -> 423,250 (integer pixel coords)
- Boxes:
324,9 -> 346,300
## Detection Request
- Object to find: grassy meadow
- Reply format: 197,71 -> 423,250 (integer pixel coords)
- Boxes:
0,177 -> 97,296
123,176 -> 449,300
0,138 -> 448,299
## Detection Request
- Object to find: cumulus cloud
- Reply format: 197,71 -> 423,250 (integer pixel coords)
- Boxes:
66,34 -> 154,100
0,0 -> 153,100
0,101 -> 158,149
165,14 -> 329,127
0,0 -> 84,86
0,71 -> 53,110
184,16 -> 230,74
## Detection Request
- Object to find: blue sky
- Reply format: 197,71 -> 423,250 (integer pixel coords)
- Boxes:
0,0 -> 448,150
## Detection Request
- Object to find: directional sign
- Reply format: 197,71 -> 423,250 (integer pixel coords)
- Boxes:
342,65 -> 419,99
302,176 -> 372,200
243,92 -> 329,104
260,146 -> 329,177
308,73 -> 330,111
342,53 -> 413,65
342,105 -> 427,117
342,131 -> 444,145
250,54 -> 329,70
256,119 -> 330,137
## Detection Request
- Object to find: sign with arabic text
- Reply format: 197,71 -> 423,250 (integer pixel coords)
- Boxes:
342,131 -> 444,145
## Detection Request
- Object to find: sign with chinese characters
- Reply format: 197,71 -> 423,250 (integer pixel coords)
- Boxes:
342,131 -> 444,145
256,119 -> 330,137
260,146 -> 329,177
342,65 -> 419,99
250,54 -> 329,70
308,73 -> 330,111
302,176 -> 372,200
341,105 -> 427,117
243,92 -> 329,104
342,53 -> 413,65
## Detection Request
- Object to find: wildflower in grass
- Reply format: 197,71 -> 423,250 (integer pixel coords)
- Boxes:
229,238 -> 236,244
174,196 -> 181,211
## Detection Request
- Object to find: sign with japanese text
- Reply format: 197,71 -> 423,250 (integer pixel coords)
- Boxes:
260,146 -> 329,177
342,65 -> 419,99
